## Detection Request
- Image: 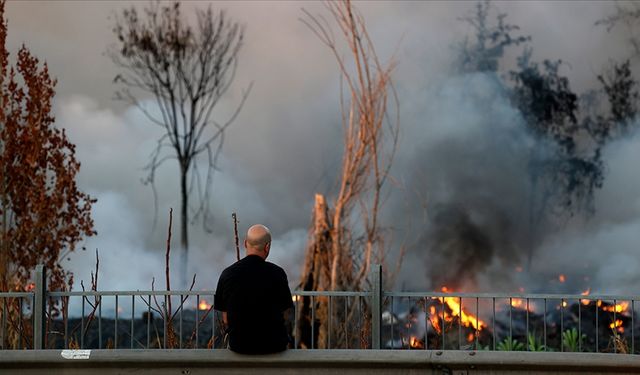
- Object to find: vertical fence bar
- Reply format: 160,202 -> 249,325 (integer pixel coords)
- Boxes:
1,299 -> 5,349
147,296 -> 151,349
179,295 -> 184,349
311,295 -> 315,349
196,295 -> 200,349
390,296 -> 394,349
632,300 -> 635,354
328,295 -> 332,349
560,299 -> 564,352
407,297 -> 411,350
115,295 -> 118,349
578,301 -> 581,353
98,296 -> 103,349
370,264 -> 382,349
441,296 -> 445,351
358,296 -> 362,349
509,297 -> 513,346
293,296 -> 298,349
543,298 -> 547,351
492,297 -> 496,351
424,297 -> 428,350
526,298 -> 530,351
458,297 -> 462,350
164,295 -> 168,349
475,297 -> 479,350
33,265 -> 46,349
614,299 -> 617,354
130,295 -> 135,349
81,296 -> 85,349
596,300 -> 599,353
345,296 -> 349,349
18,298 -> 23,349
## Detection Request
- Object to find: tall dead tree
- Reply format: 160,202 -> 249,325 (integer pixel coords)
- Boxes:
109,2 -> 250,284
298,0 -> 400,349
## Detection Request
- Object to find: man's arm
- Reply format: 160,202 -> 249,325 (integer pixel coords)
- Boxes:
214,270 -> 229,326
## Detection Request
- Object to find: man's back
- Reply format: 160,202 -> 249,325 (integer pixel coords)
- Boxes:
215,254 -> 293,354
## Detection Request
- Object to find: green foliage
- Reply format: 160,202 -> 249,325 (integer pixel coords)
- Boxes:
527,333 -> 546,352
496,337 -> 525,351
561,328 -> 585,352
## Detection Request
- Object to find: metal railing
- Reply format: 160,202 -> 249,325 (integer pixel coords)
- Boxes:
0,264 -> 638,354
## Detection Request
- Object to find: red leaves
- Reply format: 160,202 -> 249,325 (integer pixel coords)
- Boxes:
0,1 -> 95,291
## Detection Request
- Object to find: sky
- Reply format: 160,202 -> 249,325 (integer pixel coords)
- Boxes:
4,1 -> 640,294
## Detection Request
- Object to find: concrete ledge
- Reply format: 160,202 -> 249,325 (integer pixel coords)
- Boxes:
2,349 -> 640,374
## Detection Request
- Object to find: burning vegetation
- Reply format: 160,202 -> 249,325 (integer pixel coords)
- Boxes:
382,286 -> 636,353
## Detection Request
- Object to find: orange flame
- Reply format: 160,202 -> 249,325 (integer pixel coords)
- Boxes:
198,299 -> 212,311
610,319 -> 624,333
467,333 -> 475,342
409,336 -> 423,349
429,306 -> 441,333
602,302 -> 628,313
558,274 -> 566,283
581,289 -> 591,305
437,287 -> 485,331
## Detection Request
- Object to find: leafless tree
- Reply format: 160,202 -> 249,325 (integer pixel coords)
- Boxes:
297,0 -> 400,348
109,2 -> 251,283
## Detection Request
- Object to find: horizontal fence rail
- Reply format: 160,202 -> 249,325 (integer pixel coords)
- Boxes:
0,265 -> 638,354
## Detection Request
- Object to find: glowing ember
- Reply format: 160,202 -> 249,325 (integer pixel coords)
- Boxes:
610,319 -> 624,333
580,289 -> 591,305
558,274 -> 566,283
511,298 -> 523,308
198,299 -> 212,311
409,336 -> 423,349
25,283 -> 35,292
602,302 -> 628,314
467,333 -> 475,342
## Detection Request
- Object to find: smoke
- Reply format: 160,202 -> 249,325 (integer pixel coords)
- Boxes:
55,95 -> 311,290
5,1 -> 640,295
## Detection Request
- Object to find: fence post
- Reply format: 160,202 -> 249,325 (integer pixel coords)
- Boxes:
370,264 -> 382,349
33,265 -> 46,349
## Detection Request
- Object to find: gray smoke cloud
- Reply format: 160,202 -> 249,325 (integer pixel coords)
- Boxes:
4,1 -> 639,295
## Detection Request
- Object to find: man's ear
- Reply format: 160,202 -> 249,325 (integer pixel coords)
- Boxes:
264,242 -> 271,254
244,239 -> 248,249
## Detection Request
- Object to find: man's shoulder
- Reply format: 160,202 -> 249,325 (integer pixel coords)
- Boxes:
264,261 -> 287,277
219,261 -> 241,279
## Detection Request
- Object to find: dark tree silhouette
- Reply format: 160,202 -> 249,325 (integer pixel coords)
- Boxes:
109,2 -> 250,282
456,0 -> 529,74
510,50 -> 604,267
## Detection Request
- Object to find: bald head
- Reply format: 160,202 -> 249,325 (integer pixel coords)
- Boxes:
244,224 -> 272,259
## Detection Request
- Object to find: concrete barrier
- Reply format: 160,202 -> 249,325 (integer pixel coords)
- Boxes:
2,349 -> 640,374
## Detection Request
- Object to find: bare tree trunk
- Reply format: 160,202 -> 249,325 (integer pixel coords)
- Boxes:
297,0 -> 399,349
180,166 -> 189,287
298,194 -> 332,348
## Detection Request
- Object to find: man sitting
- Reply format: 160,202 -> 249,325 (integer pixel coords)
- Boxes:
214,224 -> 293,354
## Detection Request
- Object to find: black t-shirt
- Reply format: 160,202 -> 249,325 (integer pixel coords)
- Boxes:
214,254 -> 293,354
